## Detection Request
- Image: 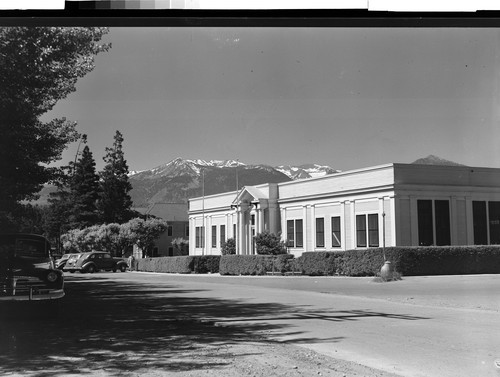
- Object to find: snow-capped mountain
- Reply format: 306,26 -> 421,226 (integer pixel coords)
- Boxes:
127,158 -> 340,207
412,155 -> 465,166
276,163 -> 341,180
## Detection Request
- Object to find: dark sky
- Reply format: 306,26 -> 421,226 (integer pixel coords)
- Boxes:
45,27 -> 500,172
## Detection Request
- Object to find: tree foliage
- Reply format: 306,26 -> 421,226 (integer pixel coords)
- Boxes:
61,217 -> 168,257
254,231 -> 287,255
97,130 -> 133,224
0,27 -> 110,223
221,237 -> 236,255
68,144 -> 100,228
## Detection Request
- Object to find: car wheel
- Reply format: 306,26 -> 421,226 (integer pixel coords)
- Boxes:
120,264 -> 127,272
112,267 -> 117,272
87,265 -> 96,274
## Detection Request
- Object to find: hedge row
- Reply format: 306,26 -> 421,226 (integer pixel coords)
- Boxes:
135,246 -> 500,276
219,254 -> 294,275
137,255 -> 220,274
298,246 -> 500,276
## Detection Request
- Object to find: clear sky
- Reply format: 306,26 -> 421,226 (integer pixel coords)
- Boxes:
45,27 -> 500,172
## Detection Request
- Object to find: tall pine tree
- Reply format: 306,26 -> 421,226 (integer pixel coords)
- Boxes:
98,131 -> 133,224
69,145 -> 100,229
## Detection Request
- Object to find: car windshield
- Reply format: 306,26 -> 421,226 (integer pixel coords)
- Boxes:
0,237 -> 48,258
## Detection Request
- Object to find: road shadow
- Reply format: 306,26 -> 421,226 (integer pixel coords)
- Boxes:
0,274 -> 429,376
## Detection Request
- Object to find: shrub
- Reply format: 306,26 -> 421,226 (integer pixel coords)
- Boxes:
298,252 -> 344,276
254,231 -> 287,255
219,254 -> 297,275
192,255 -> 220,274
135,255 -> 221,274
221,238 -> 236,255
137,256 -> 194,274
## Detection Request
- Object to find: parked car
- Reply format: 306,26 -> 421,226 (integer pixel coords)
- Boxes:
62,253 -> 84,273
0,234 -> 65,302
63,251 -> 128,273
55,253 -> 73,270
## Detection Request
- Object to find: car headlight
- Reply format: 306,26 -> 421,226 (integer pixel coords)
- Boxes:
46,271 -> 59,283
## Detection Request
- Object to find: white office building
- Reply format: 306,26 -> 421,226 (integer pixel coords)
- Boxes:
188,163 -> 500,257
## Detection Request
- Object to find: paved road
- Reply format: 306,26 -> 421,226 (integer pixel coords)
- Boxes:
1,272 -> 499,377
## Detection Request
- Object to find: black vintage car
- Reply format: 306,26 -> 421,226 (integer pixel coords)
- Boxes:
0,234 -> 65,302
63,251 -> 128,273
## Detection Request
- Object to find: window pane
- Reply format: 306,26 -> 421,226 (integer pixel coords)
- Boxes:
195,227 -> 200,248
316,218 -> 325,247
435,200 -> 451,246
331,216 -> 341,247
418,200 -> 433,246
296,220 -> 303,248
287,220 -> 295,247
356,215 -> 367,247
368,214 -> 379,247
220,225 -> 226,248
212,225 -> 217,248
489,201 -> 500,244
473,201 -> 487,245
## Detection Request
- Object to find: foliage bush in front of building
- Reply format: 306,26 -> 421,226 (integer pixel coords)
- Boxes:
135,245 -> 500,276
219,254 -> 294,275
137,255 -> 220,274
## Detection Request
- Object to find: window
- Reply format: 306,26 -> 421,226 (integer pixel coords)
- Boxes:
417,200 -> 434,246
368,214 -> 379,247
316,218 -> 325,247
356,214 -> 379,248
489,201 -> 500,244
185,225 -> 189,237
356,215 -> 367,247
435,200 -> 450,246
251,214 -> 255,225
167,225 -> 173,237
233,224 -> 237,242
286,219 -> 303,248
152,247 -> 159,257
473,201 -> 487,245
195,226 -> 205,248
220,225 -> 226,248
417,200 -> 451,246
331,216 -> 341,247
212,225 -> 217,248
168,246 -> 174,256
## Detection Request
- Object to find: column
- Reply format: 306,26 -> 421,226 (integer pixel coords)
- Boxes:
310,205 -> 316,251
302,205 -> 308,251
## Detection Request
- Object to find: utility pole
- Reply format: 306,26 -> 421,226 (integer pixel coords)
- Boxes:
202,168 -> 205,256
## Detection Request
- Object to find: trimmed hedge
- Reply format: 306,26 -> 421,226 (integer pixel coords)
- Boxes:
297,246 -> 500,276
136,246 -> 500,276
219,254 -> 294,275
136,255 -> 220,274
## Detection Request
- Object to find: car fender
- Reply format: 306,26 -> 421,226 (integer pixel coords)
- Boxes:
82,262 -> 96,271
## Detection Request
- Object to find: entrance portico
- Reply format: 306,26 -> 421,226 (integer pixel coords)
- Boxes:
232,186 -> 269,255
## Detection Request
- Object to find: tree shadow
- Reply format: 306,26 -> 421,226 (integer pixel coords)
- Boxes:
0,274 -> 429,376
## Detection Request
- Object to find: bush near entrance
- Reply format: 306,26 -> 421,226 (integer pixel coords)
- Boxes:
134,246 -> 500,276
219,254 -> 294,275
137,255 -> 220,274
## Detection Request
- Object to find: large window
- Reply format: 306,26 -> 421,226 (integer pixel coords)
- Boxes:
167,225 -> 173,237
417,200 -> 451,246
473,201 -> 487,245
489,201 -> 500,244
195,226 -> 205,248
211,225 -> 217,248
220,225 -> 226,248
331,216 -> 341,247
287,219 -> 303,248
316,218 -> 325,247
356,214 -> 379,248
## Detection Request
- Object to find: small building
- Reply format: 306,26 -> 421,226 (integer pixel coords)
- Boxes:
188,163 -> 500,257
133,203 -> 189,258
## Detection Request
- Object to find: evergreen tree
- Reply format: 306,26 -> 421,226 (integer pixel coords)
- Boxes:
98,131 -> 133,224
0,27 -> 110,222
68,145 -> 100,229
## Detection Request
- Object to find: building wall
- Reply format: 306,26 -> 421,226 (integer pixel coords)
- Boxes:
188,163 -> 500,256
